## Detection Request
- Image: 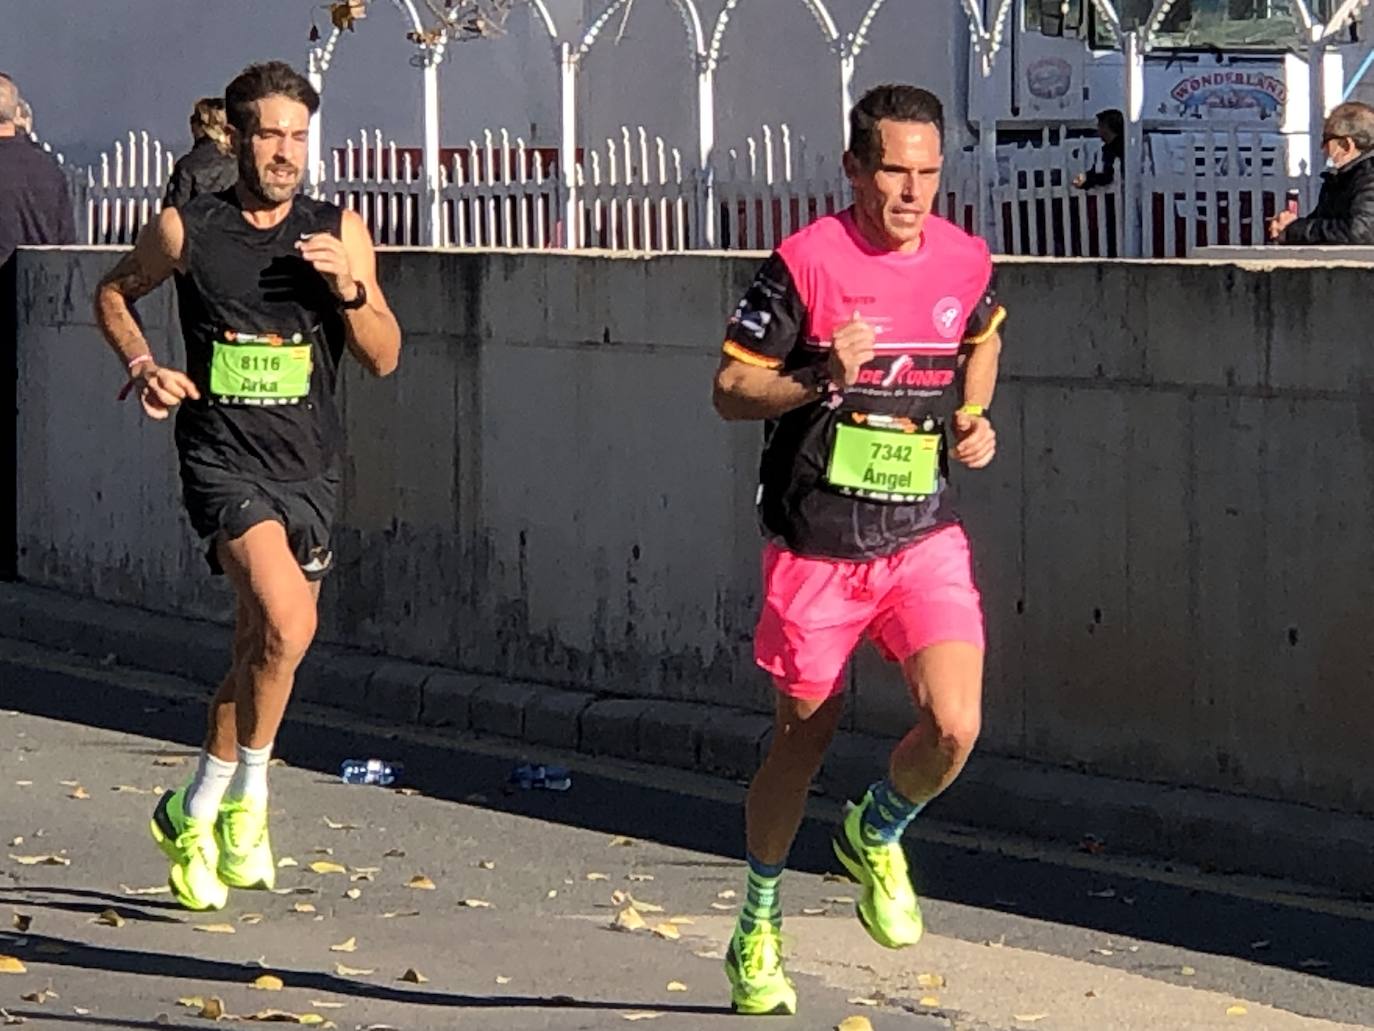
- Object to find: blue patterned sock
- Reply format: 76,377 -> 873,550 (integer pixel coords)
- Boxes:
859,778 -> 925,846
737,853 -> 785,933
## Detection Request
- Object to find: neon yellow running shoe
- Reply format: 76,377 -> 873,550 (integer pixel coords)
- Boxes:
723,920 -> 797,1016
215,797 -> 276,891
149,789 -> 228,911
831,791 -> 925,949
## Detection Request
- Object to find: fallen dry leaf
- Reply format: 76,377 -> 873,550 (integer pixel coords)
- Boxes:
0,1007 -> 23,1025
11,914 -> 31,933
627,873 -> 654,882
194,923 -> 237,934
407,875 -> 436,891
121,884 -> 170,896
293,902 -> 317,914
586,872 -> 609,882
651,923 -> 680,941
68,786 -> 90,800
848,997 -> 880,1007
153,756 -> 188,767
609,836 -> 636,847
1227,1005 -> 1248,1017
309,861 -> 347,875
916,973 -> 945,990
709,902 -> 735,911
345,889 -> 362,901
334,963 -> 375,977
241,913 -> 265,925
380,910 -> 419,919
323,818 -> 358,831
269,758 -> 287,767
822,872 -> 848,883
278,857 -> 299,869
801,907 -> 826,916
399,968 -> 428,984
93,908 -> 126,928
1014,1016 -> 1049,1024
397,788 -> 420,797
613,907 -> 646,932
13,781 -> 32,787
1181,966 -> 1197,976
5,838 -> 18,848
9,854 -> 69,866
199,997 -> 225,1020
716,890 -> 737,900
308,1002 -> 345,1009
621,1014 -> 662,1023
330,937 -> 358,953
667,916 -> 694,926
835,1017 -> 874,1031
823,896 -> 854,905
58,780 -> 80,788
546,890 -> 557,899
253,974 -> 285,991
72,1009 -> 89,1017
919,996 -> 941,1007
666,981 -> 687,993
495,975 -> 511,985
18,986 -> 55,1004
383,848 -> 406,858
460,899 -> 492,909
113,785 -> 149,794
1092,948 -> 1115,956
477,861 -> 495,871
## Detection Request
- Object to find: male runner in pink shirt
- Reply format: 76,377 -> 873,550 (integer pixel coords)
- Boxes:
712,84 -> 1005,1016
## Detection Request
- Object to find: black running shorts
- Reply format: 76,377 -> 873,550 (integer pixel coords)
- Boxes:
179,456 -> 341,582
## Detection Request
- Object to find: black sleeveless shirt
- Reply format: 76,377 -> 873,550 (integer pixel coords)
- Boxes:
173,189 -> 348,481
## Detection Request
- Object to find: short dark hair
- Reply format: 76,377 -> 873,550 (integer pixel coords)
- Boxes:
847,85 -> 944,168
1324,101 -> 1374,153
1096,108 -> 1124,136
225,62 -> 319,135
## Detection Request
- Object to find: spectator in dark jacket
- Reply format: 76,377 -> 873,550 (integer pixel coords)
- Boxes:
1074,109 -> 1124,191
1270,102 -> 1374,245
0,74 -> 76,264
163,97 -> 238,209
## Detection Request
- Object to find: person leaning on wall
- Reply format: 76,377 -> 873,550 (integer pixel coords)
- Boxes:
1270,101 -> 1374,245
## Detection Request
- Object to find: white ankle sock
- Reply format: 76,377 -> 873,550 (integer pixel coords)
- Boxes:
226,742 -> 273,806
183,751 -> 237,822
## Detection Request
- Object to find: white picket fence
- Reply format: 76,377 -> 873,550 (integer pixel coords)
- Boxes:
57,125 -> 1312,257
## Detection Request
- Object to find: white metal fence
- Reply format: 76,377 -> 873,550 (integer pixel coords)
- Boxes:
57,126 -> 1312,257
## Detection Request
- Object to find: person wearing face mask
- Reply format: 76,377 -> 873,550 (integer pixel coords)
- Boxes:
1269,102 -> 1374,244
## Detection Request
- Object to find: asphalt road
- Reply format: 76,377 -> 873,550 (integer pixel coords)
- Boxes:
2,639 -> 1371,1031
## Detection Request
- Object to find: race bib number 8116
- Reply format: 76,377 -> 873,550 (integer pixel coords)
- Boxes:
209,331 -> 312,406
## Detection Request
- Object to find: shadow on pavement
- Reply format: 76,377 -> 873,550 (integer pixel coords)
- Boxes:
6,657 -> 1374,997
5,933 -> 733,1017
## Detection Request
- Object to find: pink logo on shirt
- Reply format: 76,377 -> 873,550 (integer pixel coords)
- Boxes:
932,297 -> 963,339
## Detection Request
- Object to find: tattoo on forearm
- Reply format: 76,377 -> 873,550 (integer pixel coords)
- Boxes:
98,252 -> 162,303
96,254 -> 160,355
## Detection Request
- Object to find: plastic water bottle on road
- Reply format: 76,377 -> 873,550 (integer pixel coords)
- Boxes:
339,758 -> 404,786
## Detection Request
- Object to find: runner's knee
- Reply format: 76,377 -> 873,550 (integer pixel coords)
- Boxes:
257,605 -> 317,671
927,703 -> 980,762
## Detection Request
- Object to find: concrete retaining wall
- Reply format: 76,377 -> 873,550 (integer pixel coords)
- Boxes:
10,247 -> 1374,819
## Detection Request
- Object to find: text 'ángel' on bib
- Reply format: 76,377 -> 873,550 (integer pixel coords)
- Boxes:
209,330 -> 312,406
825,412 -> 942,502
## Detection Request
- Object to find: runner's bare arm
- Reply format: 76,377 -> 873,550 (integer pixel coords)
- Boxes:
712,356 -> 822,421
94,206 -> 184,369
336,209 -> 401,377
961,329 -> 1001,411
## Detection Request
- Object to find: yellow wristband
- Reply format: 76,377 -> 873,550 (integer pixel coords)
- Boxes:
957,404 -> 986,417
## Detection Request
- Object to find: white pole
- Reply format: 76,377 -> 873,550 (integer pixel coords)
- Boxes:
839,50 -> 856,149
1307,32 -> 1327,208
308,55 -> 325,194
697,62 -> 716,248
1121,30 -> 1145,257
422,56 -> 443,247
560,42 -> 578,248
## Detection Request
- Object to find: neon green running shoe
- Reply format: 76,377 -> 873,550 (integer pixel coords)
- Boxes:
215,797 -> 276,891
723,920 -> 797,1016
831,791 -> 925,949
149,789 -> 228,911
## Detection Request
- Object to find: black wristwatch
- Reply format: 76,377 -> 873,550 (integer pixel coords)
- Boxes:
340,281 -> 367,311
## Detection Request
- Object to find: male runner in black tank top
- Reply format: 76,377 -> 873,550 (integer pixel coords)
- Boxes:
94,61 -> 401,911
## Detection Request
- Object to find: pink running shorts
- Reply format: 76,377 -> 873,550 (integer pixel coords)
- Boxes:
754,524 -> 985,700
